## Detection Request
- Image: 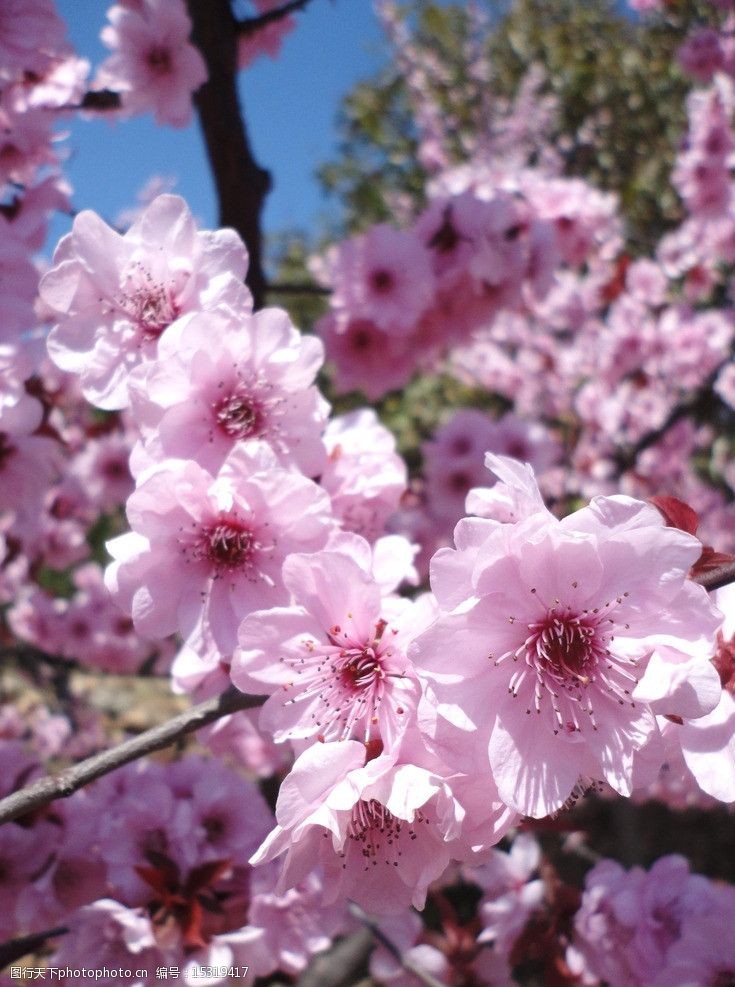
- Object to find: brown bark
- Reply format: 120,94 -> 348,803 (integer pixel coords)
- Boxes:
186,0 -> 271,309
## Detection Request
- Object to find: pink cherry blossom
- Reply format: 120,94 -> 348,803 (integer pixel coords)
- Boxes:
319,312 -> 418,400
49,900 -> 162,984
105,443 -> 333,652
232,544 -> 424,748
568,855 -> 727,986
466,453 -> 551,524
0,228 -> 39,345
70,431 -> 134,512
668,582 -> 735,802
320,409 -> 408,541
244,862 -> 346,977
41,195 -> 250,409
128,305 -> 328,476
0,428 -> 59,519
415,191 -> 524,294
16,51 -> 90,109
96,0 -> 207,128
475,834 -> 545,958
412,486 -> 722,817
369,911 -> 451,987
238,0 -> 297,69
0,0 -> 67,80
0,342 -> 43,433
251,740 -> 465,914
652,889 -> 735,986
317,224 -> 434,335
423,411 -> 560,523
523,174 -> 623,267
0,96 -> 57,188
678,27 -> 725,83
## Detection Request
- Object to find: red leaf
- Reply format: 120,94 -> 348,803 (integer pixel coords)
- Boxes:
600,253 -> 630,303
185,858 -> 231,896
182,898 -> 208,951
649,495 -> 699,536
134,865 -> 174,898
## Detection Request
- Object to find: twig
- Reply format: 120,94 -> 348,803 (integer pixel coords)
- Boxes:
0,686 -> 263,826
266,281 -> 330,295
237,0 -> 317,36
692,559 -> 735,593
0,926 -> 67,968
347,902 -> 448,987
77,89 -> 122,111
296,927 -> 373,987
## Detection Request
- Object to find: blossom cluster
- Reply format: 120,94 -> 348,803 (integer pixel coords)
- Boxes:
6,177 -> 724,973
330,1 -> 735,573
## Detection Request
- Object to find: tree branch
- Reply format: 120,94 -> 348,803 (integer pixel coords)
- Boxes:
0,927 -> 67,969
0,686 -> 263,827
78,89 -> 122,111
296,928 -> 373,987
237,0 -> 317,36
186,0 -> 271,309
692,559 -> 735,593
347,902 -> 448,987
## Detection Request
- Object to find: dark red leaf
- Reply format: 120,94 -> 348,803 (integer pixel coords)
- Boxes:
649,495 -> 699,536
600,253 -> 630,303
185,858 -> 231,896
182,898 -> 208,951
134,865 -> 174,898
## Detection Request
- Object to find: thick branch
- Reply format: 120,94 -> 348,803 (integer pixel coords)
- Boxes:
186,0 -> 271,309
237,0 -> 316,36
0,927 -> 68,968
692,560 -> 735,593
0,686 -> 263,827
0,927 -> 67,968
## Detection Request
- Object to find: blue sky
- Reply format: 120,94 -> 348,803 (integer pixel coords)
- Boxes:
50,0 -> 394,251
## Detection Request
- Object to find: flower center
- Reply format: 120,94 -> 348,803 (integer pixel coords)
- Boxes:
280,620 -> 396,743
495,591 -> 638,734
342,798 -> 426,870
340,648 -> 382,691
213,389 -> 262,440
713,973 -> 735,987
203,519 -> 254,570
347,799 -> 402,846
370,269 -> 394,293
119,264 -> 180,342
447,470 -> 472,494
529,614 -> 602,685
146,45 -> 172,75
348,321 -> 376,352
102,456 -> 129,480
